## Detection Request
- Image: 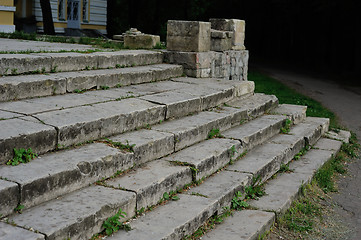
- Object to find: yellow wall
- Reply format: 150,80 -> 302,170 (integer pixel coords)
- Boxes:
37,22 -> 106,30
0,11 -> 13,25
0,0 -> 13,7
15,0 -> 33,18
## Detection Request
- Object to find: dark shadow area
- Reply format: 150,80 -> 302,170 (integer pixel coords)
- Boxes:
107,0 -> 361,86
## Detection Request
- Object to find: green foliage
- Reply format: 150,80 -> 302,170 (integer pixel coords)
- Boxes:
162,191 -> 180,201
102,209 -> 130,236
208,128 -> 223,139
7,148 -> 37,166
249,71 -> 340,129
279,163 -> 294,173
105,139 -> 136,152
293,145 -> 309,160
231,191 -> 249,210
244,175 -> 265,200
100,85 -> 110,90
283,198 -> 320,232
280,119 -> 292,134
14,204 -> 24,213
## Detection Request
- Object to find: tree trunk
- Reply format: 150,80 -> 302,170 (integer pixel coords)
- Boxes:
40,0 -> 55,35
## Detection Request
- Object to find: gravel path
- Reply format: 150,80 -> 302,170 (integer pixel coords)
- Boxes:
257,66 -> 361,240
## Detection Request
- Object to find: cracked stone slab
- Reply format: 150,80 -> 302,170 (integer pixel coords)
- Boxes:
0,117 -> 57,164
10,186 -> 136,240
313,138 -> 343,152
106,160 -> 192,210
223,114 -> 287,150
0,143 -> 133,208
108,194 -> 216,240
0,74 -> 66,102
227,93 -> 279,118
227,143 -> 291,184
0,179 -> 19,216
109,129 -> 174,165
203,210 -> 275,240
267,134 -> 306,162
187,170 -> 251,212
271,104 -> 307,125
288,117 -> 329,146
0,222 -> 45,240
164,138 -> 242,181
0,54 -> 53,75
0,93 -> 110,115
34,98 -> 166,147
0,110 -> 23,120
140,91 -> 202,119
325,129 -> 351,143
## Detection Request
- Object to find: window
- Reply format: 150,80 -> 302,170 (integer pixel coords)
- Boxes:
58,0 -> 65,20
82,0 -> 89,22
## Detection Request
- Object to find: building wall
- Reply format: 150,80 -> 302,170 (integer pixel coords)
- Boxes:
0,0 -> 15,33
33,0 -> 107,34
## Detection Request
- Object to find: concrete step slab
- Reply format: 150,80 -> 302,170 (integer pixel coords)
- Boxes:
34,98 -> 166,148
105,160 -> 192,210
0,179 -> 19,217
0,222 -> 45,240
9,185 -> 136,240
108,194 -> 216,240
249,139 -> 341,216
202,210 -> 275,240
271,104 -> 307,124
0,143 -> 133,210
109,129 -> 174,166
186,170 -> 252,212
0,50 -> 163,75
164,138 -> 243,181
0,110 -> 23,120
223,114 -> 287,150
325,129 -> 352,143
0,64 -> 182,102
0,116 -> 57,164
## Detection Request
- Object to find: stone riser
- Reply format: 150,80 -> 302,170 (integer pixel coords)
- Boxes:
0,50 -> 163,76
0,64 -> 183,102
0,94 -> 276,215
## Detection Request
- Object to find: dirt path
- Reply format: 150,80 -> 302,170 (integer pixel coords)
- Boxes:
256,66 -> 361,240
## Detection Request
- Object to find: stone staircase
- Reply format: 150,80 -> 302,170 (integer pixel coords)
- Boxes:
0,21 -> 349,240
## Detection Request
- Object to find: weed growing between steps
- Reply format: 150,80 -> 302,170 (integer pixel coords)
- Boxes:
6,148 -> 37,166
280,119 -> 292,134
101,138 -> 136,152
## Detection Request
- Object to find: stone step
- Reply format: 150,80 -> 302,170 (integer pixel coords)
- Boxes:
106,117 -> 328,240
202,210 -> 275,240
8,185 -> 136,240
0,93 -> 277,214
0,50 -> 163,76
227,117 -> 329,183
199,136 -> 346,240
0,64 -> 183,102
0,79 -> 255,164
249,137 -> 343,215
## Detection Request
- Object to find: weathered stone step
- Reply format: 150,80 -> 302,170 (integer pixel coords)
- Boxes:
249,137 -> 343,215
0,50 -> 163,76
0,82 -> 257,164
106,117 -> 324,240
227,117 -> 329,184
0,64 -> 183,102
8,185 -> 136,240
0,222 -> 45,240
202,210 -> 275,240
0,92 -> 277,215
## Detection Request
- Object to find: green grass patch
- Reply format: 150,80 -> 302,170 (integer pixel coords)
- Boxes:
7,148 -> 37,166
249,71 -> 339,129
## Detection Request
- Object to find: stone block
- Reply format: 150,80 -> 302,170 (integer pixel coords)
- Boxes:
210,30 -> 233,51
0,179 -> 19,217
10,186 -> 136,240
271,104 -> 307,125
167,20 -> 211,52
124,34 -> 160,49
0,222 -> 45,240
210,18 -> 246,50
106,160 -> 192,210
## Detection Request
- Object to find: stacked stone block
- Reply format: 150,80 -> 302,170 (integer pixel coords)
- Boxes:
165,19 -> 248,81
